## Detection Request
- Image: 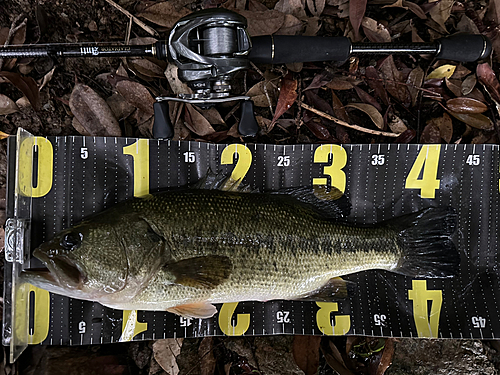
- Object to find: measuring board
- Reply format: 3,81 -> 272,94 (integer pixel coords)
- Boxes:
4,129 -> 500,356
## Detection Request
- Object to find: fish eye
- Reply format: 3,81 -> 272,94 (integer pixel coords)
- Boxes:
60,232 -> 82,251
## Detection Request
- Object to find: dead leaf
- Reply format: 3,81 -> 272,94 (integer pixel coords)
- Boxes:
376,339 -> 395,375
437,112 -> 453,143
115,80 -> 155,117
3,21 -> 27,70
247,80 -> 278,107
346,102 -> 384,129
106,93 -> 135,121
365,66 -> 390,106
0,131 -> 10,139
326,76 -> 355,90
72,117 -> 91,136
477,63 -> 500,104
349,0 -> 368,40
387,113 -> 407,133
305,71 -> 333,90
450,65 -> 471,80
165,64 -> 193,96
137,2 -> 191,28
275,0 -> 307,19
406,66 -> 425,107
0,71 -> 41,110
379,56 -> 411,105
307,0 -> 326,17
321,340 -> 355,375
305,119 -> 334,140
276,13 -> 303,35
271,73 -> 298,128
331,90 -> 350,122
420,121 -> 441,143
446,97 -> 488,114
199,338 -> 216,375
153,339 -> 183,375
69,83 -> 122,136
426,64 -> 456,79
238,10 -> 285,36
428,0 -> 454,32
361,17 -> 391,43
0,94 -> 19,115
354,85 -> 382,111
38,66 -> 56,91
461,74 -> 477,96
403,1 -> 426,19
184,103 -> 216,136
447,111 -> 493,130
198,107 -> 225,125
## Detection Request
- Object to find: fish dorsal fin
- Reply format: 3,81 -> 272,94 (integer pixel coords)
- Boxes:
294,277 -> 355,301
273,185 -> 351,220
191,169 -> 257,193
164,255 -> 232,289
167,302 -> 217,319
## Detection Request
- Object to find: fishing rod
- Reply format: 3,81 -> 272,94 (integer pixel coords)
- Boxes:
0,8 -> 492,139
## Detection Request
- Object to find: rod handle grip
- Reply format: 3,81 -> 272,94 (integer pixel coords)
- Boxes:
436,34 -> 491,62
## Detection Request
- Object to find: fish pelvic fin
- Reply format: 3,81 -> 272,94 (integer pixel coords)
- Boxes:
294,277 -> 355,301
164,255 -> 232,289
389,207 -> 460,278
192,168 -> 256,193
167,302 -> 217,319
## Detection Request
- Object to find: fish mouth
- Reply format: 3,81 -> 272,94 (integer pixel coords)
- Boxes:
32,249 -> 86,289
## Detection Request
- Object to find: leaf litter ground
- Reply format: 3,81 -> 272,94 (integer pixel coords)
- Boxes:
3,0 -> 500,373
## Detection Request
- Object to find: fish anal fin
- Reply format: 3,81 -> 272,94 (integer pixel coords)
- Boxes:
167,302 -> 217,319
294,277 -> 355,301
164,255 -> 232,289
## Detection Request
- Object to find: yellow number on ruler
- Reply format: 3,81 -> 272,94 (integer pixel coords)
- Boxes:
120,310 -> 148,342
123,140 -> 150,197
220,144 -> 252,187
405,145 -> 441,199
312,144 -> 347,193
219,302 -> 250,336
408,280 -> 442,338
315,302 -> 351,335
18,137 -> 53,197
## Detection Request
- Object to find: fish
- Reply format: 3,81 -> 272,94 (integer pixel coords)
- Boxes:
22,173 -> 460,319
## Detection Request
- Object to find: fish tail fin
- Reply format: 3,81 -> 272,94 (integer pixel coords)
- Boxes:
389,207 -> 460,278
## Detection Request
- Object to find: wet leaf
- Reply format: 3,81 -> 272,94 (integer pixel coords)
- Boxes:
0,71 -> 41,110
115,80 -> 155,117
426,65 -> 456,79
184,103 -> 216,136
477,63 -> 500,104
137,2 -> 191,28
271,73 -> 298,127
361,17 -> 391,43
446,97 -> 488,114
238,10 -> 285,36
346,103 -> 384,129
406,66 -> 424,107
153,339 -> 182,375
0,94 -> 19,115
420,121 -> 441,143
447,111 -> 493,130
461,74 -> 477,96
69,83 -> 122,136
349,0 -> 368,40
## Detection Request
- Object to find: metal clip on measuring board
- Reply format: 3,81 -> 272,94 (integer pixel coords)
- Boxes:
0,9 -> 492,139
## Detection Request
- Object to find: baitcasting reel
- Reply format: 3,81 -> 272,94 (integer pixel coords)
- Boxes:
0,8 -> 493,139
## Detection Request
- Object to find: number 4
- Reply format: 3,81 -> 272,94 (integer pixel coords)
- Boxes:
405,145 -> 441,199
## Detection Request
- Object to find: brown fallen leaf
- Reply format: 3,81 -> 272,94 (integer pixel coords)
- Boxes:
346,102 -> 384,129
69,83 -> 122,136
305,119 -> 334,140
0,71 -> 41,110
0,131 -> 10,139
447,110 -> 493,130
350,0 -> 368,40
376,338 -> 395,375
365,66 -> 390,106
2,21 -> 27,70
184,103 -> 216,136
477,63 -> 500,104
199,337 -> 216,375
307,0 -> 326,17
461,74 -> 477,96
238,10 -> 285,36
153,339 -> 183,375
395,128 -> 416,143
137,2 -> 191,28
445,78 -> 462,97
292,336 -> 321,375
0,94 -> 19,115
428,0 -> 454,32
72,117 -> 91,136
271,73 -> 298,128
326,76 -> 355,90
446,97 -> 488,114
115,80 -> 155,117
379,56 -> 411,106
247,80 -> 278,108
406,66 -> 425,107
276,13 -> 303,35
362,17 -> 391,43
354,85 -> 382,111
275,0 -> 307,19
387,113 -> 407,134
420,121 -> 441,143
427,113 -> 453,143
331,90 -> 350,122
403,1 -> 426,19
106,93 -> 135,121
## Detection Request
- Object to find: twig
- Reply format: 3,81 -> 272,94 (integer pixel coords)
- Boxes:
0,14 -> 27,71
104,0 -> 159,37
300,103 -> 400,137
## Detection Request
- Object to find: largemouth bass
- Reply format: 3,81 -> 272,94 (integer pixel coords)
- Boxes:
23,176 -> 459,318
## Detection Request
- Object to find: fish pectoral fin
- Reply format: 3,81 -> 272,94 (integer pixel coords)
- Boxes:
294,277 -> 356,301
167,302 -> 217,319
164,255 -> 232,289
